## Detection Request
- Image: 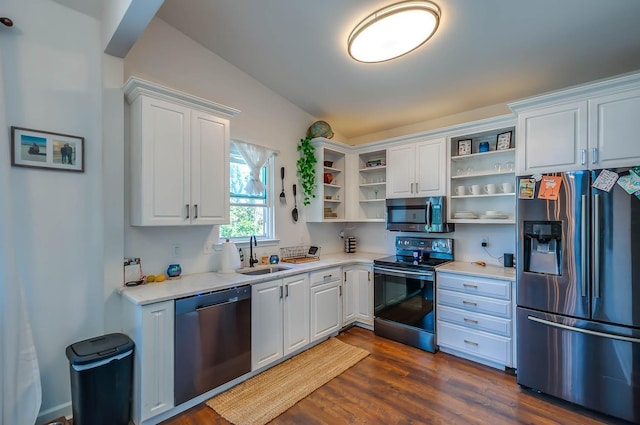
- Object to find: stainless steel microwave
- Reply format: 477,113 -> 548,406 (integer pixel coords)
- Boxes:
386,197 -> 455,233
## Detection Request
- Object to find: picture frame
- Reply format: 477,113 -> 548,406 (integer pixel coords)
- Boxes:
457,139 -> 472,156
496,131 -> 512,151
11,126 -> 84,172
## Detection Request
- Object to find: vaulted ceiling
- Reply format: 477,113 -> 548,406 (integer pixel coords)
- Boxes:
56,0 -> 640,139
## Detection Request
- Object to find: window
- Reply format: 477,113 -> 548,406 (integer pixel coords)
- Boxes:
220,144 -> 274,240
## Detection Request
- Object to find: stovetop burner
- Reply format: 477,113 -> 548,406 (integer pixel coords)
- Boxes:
374,255 -> 451,270
373,236 -> 454,271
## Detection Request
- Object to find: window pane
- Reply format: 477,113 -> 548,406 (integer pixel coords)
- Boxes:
220,205 -> 266,238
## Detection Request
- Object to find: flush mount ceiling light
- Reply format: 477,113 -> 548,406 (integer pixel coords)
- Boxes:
348,1 -> 441,63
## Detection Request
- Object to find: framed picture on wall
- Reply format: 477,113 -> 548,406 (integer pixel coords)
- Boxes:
457,139 -> 472,156
11,126 -> 84,172
496,131 -> 513,151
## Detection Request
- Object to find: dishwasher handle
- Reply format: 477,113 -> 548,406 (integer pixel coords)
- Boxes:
196,297 -> 239,312
175,285 -> 251,315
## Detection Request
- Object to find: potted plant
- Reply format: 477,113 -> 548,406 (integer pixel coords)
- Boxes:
296,135 -> 317,206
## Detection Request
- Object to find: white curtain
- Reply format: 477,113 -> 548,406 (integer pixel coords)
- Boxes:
233,140 -> 277,195
0,34 -> 42,425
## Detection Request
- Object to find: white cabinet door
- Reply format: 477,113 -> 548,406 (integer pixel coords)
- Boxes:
589,88 -> 640,169
343,266 -> 373,325
251,279 -> 284,370
516,101 -> 588,175
190,110 -> 230,224
134,96 -> 191,226
416,138 -> 446,196
283,274 -> 310,355
121,299 -> 175,424
310,281 -> 342,341
386,144 -> 416,198
342,270 -> 356,325
354,267 -> 373,324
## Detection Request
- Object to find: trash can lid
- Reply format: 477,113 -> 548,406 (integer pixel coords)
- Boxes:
66,333 -> 134,365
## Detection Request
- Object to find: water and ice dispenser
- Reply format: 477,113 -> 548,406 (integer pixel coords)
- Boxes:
523,221 -> 562,275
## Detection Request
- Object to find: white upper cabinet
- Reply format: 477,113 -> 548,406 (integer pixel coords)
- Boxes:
515,101 -> 587,175
124,77 -> 239,226
387,137 -> 446,198
510,72 -> 640,174
589,87 -> 640,169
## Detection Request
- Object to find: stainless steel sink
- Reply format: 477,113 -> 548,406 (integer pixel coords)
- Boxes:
238,266 -> 291,276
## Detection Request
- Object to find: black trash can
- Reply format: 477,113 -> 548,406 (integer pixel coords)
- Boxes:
65,333 -> 134,425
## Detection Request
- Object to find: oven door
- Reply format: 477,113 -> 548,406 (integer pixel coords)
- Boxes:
373,265 -> 437,352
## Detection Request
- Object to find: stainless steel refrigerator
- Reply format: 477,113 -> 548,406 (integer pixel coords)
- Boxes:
516,168 -> 640,423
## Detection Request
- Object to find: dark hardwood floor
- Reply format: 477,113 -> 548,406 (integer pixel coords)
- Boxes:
162,326 -> 629,425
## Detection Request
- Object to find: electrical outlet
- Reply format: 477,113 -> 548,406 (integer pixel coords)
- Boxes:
203,242 -> 214,255
171,243 -> 182,258
481,237 -> 489,247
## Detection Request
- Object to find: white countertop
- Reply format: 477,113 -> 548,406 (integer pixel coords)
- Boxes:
119,252 -> 382,306
437,261 -> 516,281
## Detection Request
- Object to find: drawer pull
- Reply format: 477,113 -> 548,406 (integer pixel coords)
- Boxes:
463,318 -> 479,324
464,339 -> 479,346
463,284 -> 478,289
462,300 -> 478,307
324,274 -> 332,279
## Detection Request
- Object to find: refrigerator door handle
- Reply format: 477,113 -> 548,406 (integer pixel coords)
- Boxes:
581,195 -> 587,297
528,316 -> 640,344
594,193 -> 601,298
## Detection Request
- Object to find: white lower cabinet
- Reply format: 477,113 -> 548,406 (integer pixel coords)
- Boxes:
310,268 -> 342,341
342,265 -> 373,326
436,272 -> 515,370
251,274 -> 310,370
121,299 -> 175,424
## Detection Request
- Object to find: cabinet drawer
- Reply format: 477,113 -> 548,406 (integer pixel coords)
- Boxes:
438,273 -> 511,300
437,305 -> 511,337
437,289 -> 511,318
310,267 -> 341,287
437,321 -> 511,365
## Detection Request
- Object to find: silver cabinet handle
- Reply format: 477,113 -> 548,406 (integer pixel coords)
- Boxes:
194,204 -> 198,219
464,339 -> 479,346
463,284 -> 478,289
410,182 -> 414,194
591,148 -> 598,165
367,271 -> 371,281
285,284 -> 289,298
279,286 -> 283,299
594,193 -> 600,298
415,182 -> 419,193
185,204 -> 190,219
463,318 -> 479,324
581,149 -> 586,165
339,285 -> 342,297
462,300 -> 477,306
324,274 -> 332,280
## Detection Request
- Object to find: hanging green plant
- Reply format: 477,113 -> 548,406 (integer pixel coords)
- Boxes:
296,135 -> 317,206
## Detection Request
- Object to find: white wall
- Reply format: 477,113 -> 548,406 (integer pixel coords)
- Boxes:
122,18 -> 353,275
2,0 -> 104,422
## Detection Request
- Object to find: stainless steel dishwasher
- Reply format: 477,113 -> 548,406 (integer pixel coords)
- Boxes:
174,285 -> 251,405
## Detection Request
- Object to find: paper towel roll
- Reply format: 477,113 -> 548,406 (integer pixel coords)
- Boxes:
219,239 -> 240,273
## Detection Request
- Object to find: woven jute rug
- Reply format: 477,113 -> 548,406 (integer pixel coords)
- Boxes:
206,337 -> 369,425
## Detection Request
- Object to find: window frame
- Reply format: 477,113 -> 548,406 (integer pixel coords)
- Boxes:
220,150 -> 276,244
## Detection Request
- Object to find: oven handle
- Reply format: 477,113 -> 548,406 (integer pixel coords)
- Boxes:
374,266 -> 433,280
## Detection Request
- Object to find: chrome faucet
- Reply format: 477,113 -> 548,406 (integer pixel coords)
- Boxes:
249,235 -> 259,267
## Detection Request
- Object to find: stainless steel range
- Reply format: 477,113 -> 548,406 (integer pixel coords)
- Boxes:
373,236 -> 454,352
